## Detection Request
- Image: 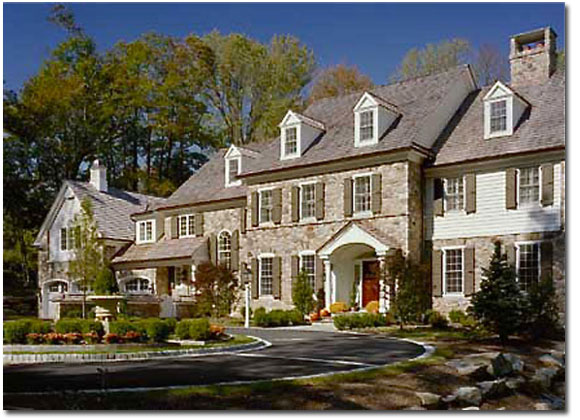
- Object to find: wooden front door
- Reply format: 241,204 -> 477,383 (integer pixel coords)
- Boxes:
362,261 -> 380,307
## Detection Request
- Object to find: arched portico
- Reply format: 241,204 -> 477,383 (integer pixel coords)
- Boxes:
41,279 -> 70,319
317,222 -> 395,312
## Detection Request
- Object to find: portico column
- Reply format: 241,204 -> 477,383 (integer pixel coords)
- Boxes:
323,258 -> 332,308
377,253 -> 387,313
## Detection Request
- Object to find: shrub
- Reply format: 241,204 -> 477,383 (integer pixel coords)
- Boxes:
83,332 -> 100,344
365,300 -> 379,314
287,309 -> 307,325
122,331 -> 143,343
523,277 -> 562,339
176,319 -> 211,341
330,301 -> 348,314
428,311 -> 449,329
448,309 -> 465,323
26,333 -> 44,345
44,333 -> 64,344
253,307 -> 268,327
209,324 -> 225,339
93,267 -> 118,295
55,318 -> 83,334
104,333 -> 120,344
333,313 -> 388,330
139,318 -> 170,343
81,320 -> 105,336
4,320 -> 33,344
163,318 -> 178,334
110,320 -> 145,336
63,332 -> 83,344
268,309 -> 290,327
292,271 -> 315,316
194,261 -> 240,318
315,288 -> 326,313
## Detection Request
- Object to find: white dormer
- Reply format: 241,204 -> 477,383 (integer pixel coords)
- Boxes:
278,110 -> 325,160
224,145 -> 242,187
353,92 -> 400,147
483,81 -> 529,139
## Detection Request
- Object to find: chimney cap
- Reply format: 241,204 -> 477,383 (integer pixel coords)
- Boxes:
511,26 -> 557,44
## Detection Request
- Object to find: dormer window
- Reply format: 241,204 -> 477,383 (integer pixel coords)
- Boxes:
224,146 -> 242,187
353,92 -> 400,148
483,81 -> 529,139
278,110 -> 325,160
137,219 -> 155,244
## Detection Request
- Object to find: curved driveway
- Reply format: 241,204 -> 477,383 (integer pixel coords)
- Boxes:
4,327 -> 425,394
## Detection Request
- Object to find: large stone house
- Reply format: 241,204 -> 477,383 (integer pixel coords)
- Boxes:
36,27 -> 565,320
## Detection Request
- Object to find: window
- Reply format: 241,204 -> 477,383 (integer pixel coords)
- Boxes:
354,175 -> 371,214
518,167 -> 540,206
285,127 -> 298,156
137,220 -> 154,243
490,100 -> 507,133
300,183 -> 316,219
444,248 -> 463,294
178,214 -> 195,238
48,282 -> 68,293
359,110 -> 374,141
517,243 -> 540,292
300,254 -> 316,291
259,190 -> 273,224
124,278 -> 151,294
60,227 -> 80,251
444,177 -> 464,211
218,231 -> 232,269
226,158 -> 241,186
260,257 -> 273,296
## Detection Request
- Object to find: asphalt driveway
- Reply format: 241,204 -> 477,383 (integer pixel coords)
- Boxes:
3,327 -> 425,394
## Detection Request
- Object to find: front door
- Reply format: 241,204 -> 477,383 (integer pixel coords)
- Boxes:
362,261 -> 380,307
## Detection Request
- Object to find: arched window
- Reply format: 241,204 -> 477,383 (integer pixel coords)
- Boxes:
218,231 -> 232,269
124,278 -> 151,294
48,281 -> 68,293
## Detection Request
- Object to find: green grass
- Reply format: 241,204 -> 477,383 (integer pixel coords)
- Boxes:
4,334 -> 255,355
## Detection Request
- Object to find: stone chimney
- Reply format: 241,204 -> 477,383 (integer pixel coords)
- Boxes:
90,159 -> 108,192
510,27 -> 557,87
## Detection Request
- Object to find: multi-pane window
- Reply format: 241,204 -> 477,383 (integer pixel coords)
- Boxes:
48,282 -> 68,293
301,184 -> 316,219
490,100 -> 507,133
218,231 -> 232,269
444,249 -> 463,294
285,127 -> 298,156
60,227 -> 80,251
138,220 -> 154,243
178,214 -> 195,237
300,254 -> 316,291
260,257 -> 273,296
228,158 -> 239,185
125,278 -> 151,294
260,190 -> 273,224
354,175 -> 372,213
517,243 -> 540,292
519,167 -> 540,206
359,110 -> 374,141
445,177 -> 464,211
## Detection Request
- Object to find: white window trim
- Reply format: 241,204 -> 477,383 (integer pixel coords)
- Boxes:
516,166 -> 542,209
515,241 -> 542,290
178,214 -> 196,238
225,157 -> 242,187
136,219 -> 155,244
354,107 -> 378,147
217,229 -> 232,269
442,246 -> 466,297
443,176 -> 466,214
352,172 -> 373,217
258,187 -> 275,226
281,124 -> 301,160
258,253 -> 275,297
299,250 -> 317,290
299,181 -> 317,222
484,97 -> 513,139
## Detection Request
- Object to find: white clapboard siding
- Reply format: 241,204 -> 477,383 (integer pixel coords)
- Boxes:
425,163 -> 562,240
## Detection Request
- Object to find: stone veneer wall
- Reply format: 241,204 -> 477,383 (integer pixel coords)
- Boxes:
242,161 -> 414,310
432,230 -> 566,320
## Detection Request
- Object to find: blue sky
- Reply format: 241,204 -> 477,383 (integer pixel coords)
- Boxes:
3,2 -> 565,91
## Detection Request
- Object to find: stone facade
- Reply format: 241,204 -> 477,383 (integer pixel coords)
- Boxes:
510,27 -> 557,87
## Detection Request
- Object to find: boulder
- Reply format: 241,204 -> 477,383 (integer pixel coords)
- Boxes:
502,353 -> 524,373
534,402 -> 552,411
477,378 -> 511,399
505,377 -> 526,392
487,353 -> 514,378
452,387 -> 482,407
415,392 -> 441,408
446,353 -> 497,380
531,367 -> 559,390
540,393 -> 564,410
539,354 -> 564,369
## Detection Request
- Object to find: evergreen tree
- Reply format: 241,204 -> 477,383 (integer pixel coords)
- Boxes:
292,271 -> 315,316
469,241 -> 526,343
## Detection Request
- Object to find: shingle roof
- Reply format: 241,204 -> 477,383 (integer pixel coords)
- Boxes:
153,149 -> 248,211
67,181 -> 165,241
240,65 -> 474,176
112,236 -> 208,265
431,70 -> 565,166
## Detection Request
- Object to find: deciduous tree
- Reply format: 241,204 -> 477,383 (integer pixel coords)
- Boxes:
308,64 -> 373,103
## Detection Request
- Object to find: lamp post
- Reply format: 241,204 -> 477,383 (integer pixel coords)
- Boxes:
242,263 -> 252,328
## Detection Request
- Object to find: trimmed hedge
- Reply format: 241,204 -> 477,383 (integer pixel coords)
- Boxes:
253,308 -> 307,327
4,319 -> 52,344
175,319 -> 211,341
333,313 -> 390,330
55,318 -> 104,336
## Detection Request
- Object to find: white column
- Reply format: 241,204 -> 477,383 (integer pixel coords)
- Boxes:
378,254 -> 387,313
323,258 -> 332,308
244,283 -> 250,328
